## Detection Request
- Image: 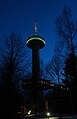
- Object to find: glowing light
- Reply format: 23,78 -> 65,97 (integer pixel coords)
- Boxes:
49,117 -> 59,119
47,112 -> 50,116
26,36 -> 45,45
28,110 -> 31,115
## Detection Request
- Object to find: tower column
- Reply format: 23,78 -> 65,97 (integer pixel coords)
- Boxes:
26,35 -> 45,115
32,46 -> 40,115
32,46 -> 40,80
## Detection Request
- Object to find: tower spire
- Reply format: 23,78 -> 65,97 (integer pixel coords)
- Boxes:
34,20 -> 37,35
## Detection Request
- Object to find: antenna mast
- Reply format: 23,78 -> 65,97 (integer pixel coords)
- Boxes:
34,20 -> 37,35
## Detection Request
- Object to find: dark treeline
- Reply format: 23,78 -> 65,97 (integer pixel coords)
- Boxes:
0,6 -> 77,119
45,7 -> 77,115
0,33 -> 30,118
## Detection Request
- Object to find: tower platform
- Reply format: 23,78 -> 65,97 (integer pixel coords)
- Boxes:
26,35 -> 45,49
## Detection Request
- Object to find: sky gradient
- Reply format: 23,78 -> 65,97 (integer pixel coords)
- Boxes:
0,0 -> 77,63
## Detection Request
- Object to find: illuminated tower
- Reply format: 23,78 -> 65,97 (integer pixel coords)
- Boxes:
26,21 -> 45,115
24,21 -> 57,116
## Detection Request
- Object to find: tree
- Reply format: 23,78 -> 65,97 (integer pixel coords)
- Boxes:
62,54 -> 77,82
45,7 -> 77,114
55,7 -> 77,56
62,53 -> 77,114
55,6 -> 77,86
45,54 -> 63,84
55,7 -> 77,114
54,6 -> 77,83
0,33 -> 30,118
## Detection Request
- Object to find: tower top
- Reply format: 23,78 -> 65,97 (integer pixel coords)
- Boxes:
26,21 -> 45,49
34,20 -> 37,35
26,35 -> 45,49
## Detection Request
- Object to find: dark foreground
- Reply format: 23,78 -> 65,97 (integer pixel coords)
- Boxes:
18,114 -> 77,119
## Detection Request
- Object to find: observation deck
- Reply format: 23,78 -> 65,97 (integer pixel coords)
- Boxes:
26,35 -> 45,49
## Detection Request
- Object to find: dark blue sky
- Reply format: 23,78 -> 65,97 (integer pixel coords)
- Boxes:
0,0 -> 77,63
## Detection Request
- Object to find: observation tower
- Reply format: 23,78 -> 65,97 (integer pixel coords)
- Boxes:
26,21 -> 45,115
24,21 -> 53,115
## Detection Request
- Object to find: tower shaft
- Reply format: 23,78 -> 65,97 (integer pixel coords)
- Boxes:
32,46 -> 40,80
26,35 -> 45,115
32,46 -> 40,115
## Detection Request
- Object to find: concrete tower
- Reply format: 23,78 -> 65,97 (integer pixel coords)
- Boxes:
26,21 -> 45,115
24,21 -> 56,116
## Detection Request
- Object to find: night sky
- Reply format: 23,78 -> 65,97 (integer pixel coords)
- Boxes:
0,0 -> 77,63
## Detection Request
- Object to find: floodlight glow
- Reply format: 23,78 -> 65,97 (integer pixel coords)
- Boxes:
26,36 -> 45,45
47,112 -> 50,116
28,110 -> 31,115
49,117 -> 59,119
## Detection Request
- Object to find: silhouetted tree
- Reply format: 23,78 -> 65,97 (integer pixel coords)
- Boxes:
0,33 -> 30,118
45,7 -> 77,114
62,53 -> 77,114
62,54 -> 77,84
55,7 -> 77,56
55,6 -> 77,114
45,54 -> 62,84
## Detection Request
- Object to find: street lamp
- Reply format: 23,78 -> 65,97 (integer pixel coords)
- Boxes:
28,110 -> 31,115
47,112 -> 50,119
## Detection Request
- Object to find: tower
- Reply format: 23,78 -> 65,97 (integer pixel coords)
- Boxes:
25,21 -> 54,116
26,22 -> 45,115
